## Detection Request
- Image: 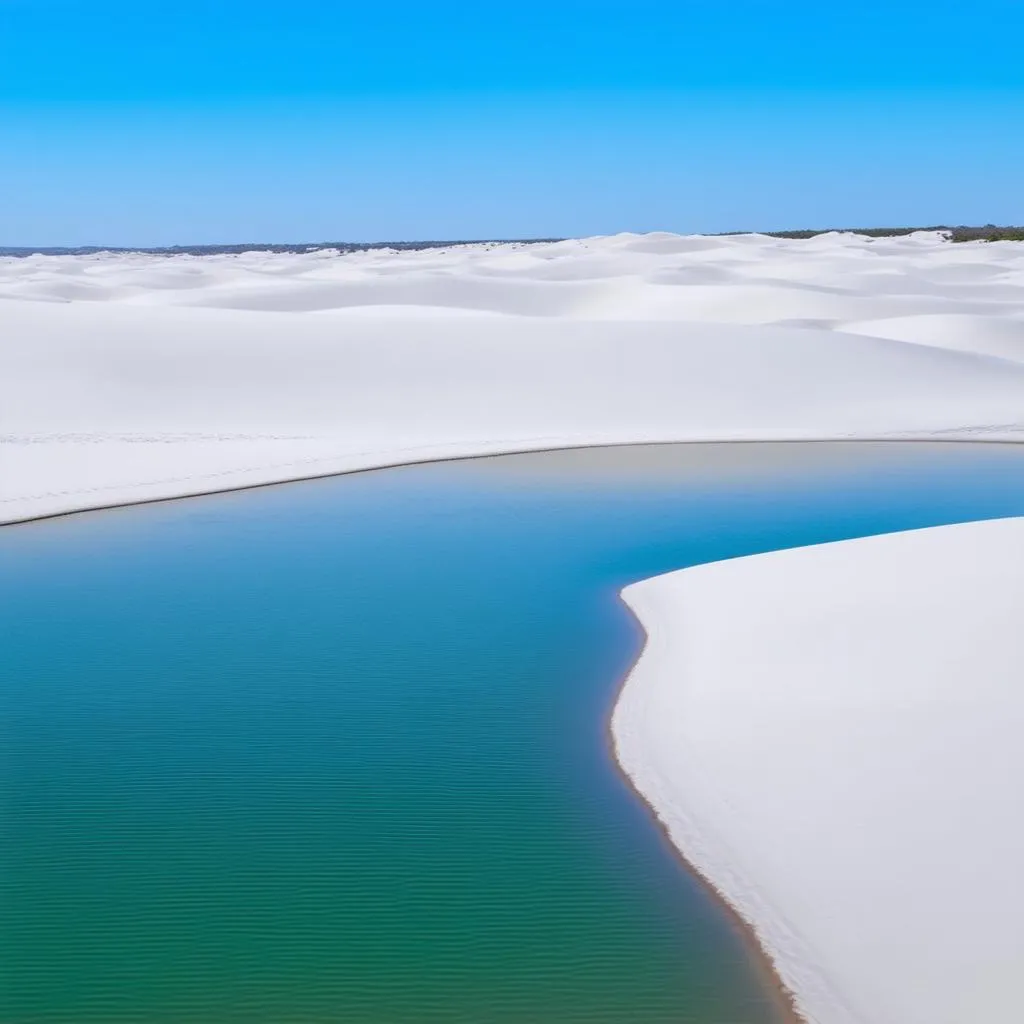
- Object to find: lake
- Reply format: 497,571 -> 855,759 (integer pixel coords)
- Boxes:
5,442 -> 1024,1023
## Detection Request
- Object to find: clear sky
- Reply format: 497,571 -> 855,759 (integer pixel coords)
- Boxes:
2,0 -> 1021,245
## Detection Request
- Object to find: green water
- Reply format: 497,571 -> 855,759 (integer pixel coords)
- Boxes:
5,442 -> 1024,1024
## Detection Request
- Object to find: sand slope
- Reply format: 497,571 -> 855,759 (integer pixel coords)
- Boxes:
614,516 -> 1024,1024
3,231 -> 1024,522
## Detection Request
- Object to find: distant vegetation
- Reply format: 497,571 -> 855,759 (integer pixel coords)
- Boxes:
761,225 -> 1024,243
1,227 -> 1022,258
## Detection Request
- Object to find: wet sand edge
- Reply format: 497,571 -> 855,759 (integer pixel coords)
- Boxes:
606,599 -> 806,1024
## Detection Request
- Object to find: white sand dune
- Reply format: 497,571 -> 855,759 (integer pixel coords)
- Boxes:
838,313 -> 1024,365
614,517 -> 1024,1024
3,231 -> 1024,523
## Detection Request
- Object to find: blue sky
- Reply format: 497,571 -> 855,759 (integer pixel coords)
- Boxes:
2,0 -> 1021,245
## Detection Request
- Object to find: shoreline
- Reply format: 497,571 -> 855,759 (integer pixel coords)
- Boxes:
5,433 -> 1023,531
607,600 -> 805,1024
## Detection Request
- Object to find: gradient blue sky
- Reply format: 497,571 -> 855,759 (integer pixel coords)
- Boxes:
2,0 -> 1021,245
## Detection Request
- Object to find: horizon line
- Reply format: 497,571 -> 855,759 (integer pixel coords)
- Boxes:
3,224 -> 1023,256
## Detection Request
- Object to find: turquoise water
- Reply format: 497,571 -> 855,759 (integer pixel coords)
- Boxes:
5,442 -> 1024,1024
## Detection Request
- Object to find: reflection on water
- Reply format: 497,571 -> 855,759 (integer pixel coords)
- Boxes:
4,443 -> 1024,1023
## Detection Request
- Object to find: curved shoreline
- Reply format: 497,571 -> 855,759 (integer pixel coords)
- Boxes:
611,576 -> 848,1024
6,433 -> 1023,530
607,599 -> 804,1024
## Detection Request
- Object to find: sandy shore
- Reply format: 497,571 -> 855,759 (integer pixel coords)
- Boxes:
614,517 -> 1024,1024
